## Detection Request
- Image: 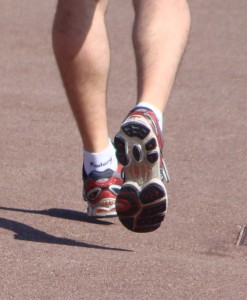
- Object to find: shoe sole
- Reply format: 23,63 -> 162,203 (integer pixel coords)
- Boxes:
114,120 -> 168,232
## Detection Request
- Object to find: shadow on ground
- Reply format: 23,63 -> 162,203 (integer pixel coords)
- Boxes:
0,206 -> 113,225
0,207 -> 132,252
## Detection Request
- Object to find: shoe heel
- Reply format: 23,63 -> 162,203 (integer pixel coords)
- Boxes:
116,181 -> 167,233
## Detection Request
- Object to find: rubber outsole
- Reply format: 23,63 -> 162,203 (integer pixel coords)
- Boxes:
115,182 -> 167,232
114,120 -> 168,233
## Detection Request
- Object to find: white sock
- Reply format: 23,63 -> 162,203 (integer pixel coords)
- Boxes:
83,140 -> 118,175
136,102 -> 163,131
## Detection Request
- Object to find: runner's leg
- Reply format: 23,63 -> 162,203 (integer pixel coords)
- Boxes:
114,0 -> 190,231
52,0 -> 110,153
132,0 -> 190,113
52,0 -> 122,218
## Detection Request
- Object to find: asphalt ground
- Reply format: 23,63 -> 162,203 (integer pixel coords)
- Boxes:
0,0 -> 247,299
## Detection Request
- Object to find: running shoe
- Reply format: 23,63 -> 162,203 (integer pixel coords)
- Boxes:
83,164 -> 123,217
114,107 -> 170,232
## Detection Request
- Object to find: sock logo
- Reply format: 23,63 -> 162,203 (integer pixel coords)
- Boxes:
90,157 -> 113,169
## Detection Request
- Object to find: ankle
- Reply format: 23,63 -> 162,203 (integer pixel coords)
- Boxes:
135,102 -> 163,131
83,140 -> 118,175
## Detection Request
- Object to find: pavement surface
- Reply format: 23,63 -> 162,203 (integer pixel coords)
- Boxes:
0,0 -> 247,299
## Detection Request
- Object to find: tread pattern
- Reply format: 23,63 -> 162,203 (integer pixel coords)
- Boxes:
122,123 -> 150,140
114,117 -> 168,233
